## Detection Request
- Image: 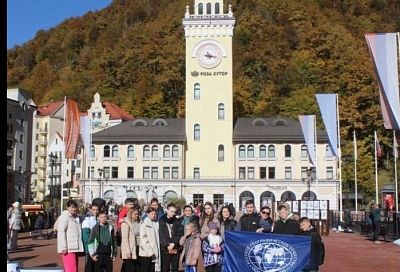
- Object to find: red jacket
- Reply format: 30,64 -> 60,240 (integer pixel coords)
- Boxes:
117,206 -> 128,230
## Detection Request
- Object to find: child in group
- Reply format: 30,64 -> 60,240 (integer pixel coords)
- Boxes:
179,222 -> 204,272
299,217 -> 325,272
202,222 -> 223,272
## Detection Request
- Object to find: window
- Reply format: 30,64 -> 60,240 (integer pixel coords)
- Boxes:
76,160 -> 81,168
36,134 -> 39,140
218,145 -> 224,161
326,167 -> 334,179
152,145 -> 158,158
78,147 -> 82,154
103,145 -> 110,157
194,124 -> 200,141
44,122 -> 48,131
285,145 -> 291,158
163,167 -> 170,179
88,166 -> 94,178
301,167 -> 308,179
55,138 -> 58,144
163,146 -> 170,158
7,140 -> 13,150
143,145 -> 150,158
213,194 -> 224,207
248,167 -> 255,179
92,112 -> 96,118
20,119 -> 24,128
172,145 -> 179,158
259,145 -> 266,158
194,83 -> 200,100
285,167 -> 292,179
9,113 -> 12,119
247,145 -> 254,158
103,167 -> 110,179
301,145 -> 308,158
143,167 -> 150,179
198,3 -> 203,14
127,167 -> 134,178
97,112 -> 101,118
19,150 -> 23,159
206,2 -> 211,14
326,145 -> 333,157
127,145 -> 134,158
35,145 -> 38,152
111,167 -> 118,178
193,194 -> 204,206
7,156 -> 12,166
239,167 -> 246,179
112,145 -> 119,158
218,103 -> 225,120
76,173 -> 81,180
90,145 -> 95,158
239,145 -> 246,158
268,167 -> 275,179
260,167 -> 266,179
35,157 -> 38,163
36,122 -> 39,129
151,167 -> 158,179
20,135 -> 24,143
268,145 -> 275,158
194,167 -> 200,179
172,167 -> 179,179
215,3 -> 220,14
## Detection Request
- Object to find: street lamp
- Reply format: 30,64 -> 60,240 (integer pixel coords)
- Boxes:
49,152 -> 58,208
144,185 -> 157,203
98,168 -> 104,198
302,167 -> 316,200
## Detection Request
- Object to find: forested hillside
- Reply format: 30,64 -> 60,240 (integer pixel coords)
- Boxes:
7,0 -> 400,198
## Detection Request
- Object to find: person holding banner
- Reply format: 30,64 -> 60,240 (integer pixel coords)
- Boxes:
200,202 -> 220,240
236,200 -> 261,232
202,222 -> 223,272
218,206 -> 237,240
273,203 -> 300,235
299,217 -> 325,272
256,206 -> 273,233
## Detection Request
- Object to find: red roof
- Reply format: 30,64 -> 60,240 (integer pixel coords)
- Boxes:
102,102 -> 133,121
37,101 -> 64,116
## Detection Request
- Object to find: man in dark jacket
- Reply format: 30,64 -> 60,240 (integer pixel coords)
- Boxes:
371,203 -> 383,244
273,203 -> 300,235
236,200 -> 261,232
299,217 -> 324,271
159,203 -> 181,272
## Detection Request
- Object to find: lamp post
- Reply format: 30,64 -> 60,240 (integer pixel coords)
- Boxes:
98,168 -> 104,198
49,152 -> 58,208
302,167 -> 316,200
144,185 -> 157,204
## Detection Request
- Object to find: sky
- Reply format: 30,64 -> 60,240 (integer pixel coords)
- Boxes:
7,0 -> 112,49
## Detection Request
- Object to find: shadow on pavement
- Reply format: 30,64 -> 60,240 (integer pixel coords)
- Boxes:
35,263 -> 61,267
9,255 -> 39,262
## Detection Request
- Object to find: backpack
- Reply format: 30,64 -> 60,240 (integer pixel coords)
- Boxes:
319,241 -> 325,265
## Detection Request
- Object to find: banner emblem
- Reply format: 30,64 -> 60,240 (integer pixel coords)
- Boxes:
244,239 -> 298,272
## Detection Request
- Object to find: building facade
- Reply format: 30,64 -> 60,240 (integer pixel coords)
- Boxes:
7,88 -> 36,204
79,1 -> 339,211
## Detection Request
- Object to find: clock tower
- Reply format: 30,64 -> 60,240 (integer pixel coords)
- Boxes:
183,1 -> 235,179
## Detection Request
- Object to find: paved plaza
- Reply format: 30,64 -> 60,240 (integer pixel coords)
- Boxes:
8,228 -> 400,272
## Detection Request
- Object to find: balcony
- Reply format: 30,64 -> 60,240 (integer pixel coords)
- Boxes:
38,129 -> 48,134
38,141 -> 48,146
37,163 -> 47,168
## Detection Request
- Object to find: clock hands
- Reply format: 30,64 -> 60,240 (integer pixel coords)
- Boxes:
204,51 -> 217,59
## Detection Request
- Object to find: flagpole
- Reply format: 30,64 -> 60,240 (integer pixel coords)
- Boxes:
354,130 -> 358,213
89,119 -> 92,202
61,97 -> 67,214
337,94 -> 343,222
314,115 -> 318,187
394,130 -> 398,213
374,131 -> 379,204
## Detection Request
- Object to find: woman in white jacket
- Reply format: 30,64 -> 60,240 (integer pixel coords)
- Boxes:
139,207 -> 161,272
57,200 -> 84,272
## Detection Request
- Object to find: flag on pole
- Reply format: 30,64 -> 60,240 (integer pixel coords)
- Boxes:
299,115 -> 317,166
353,130 -> 357,160
79,115 -> 91,160
64,99 -> 81,159
375,131 -> 382,158
315,94 -> 338,157
394,134 -> 399,160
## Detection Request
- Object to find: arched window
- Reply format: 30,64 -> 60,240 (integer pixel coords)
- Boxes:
285,145 -> 291,157
127,145 -> 134,158
301,145 -> 308,158
281,191 -> 296,202
103,145 -> 110,157
90,145 -> 95,158
268,145 -> 275,158
194,83 -> 200,100
143,145 -> 150,158
218,103 -> 225,120
326,145 -> 333,157
163,145 -> 170,158
194,124 -> 200,141
112,145 -> 119,158
260,191 -> 275,210
172,145 -> 179,158
198,3 -> 203,14
302,191 -> 317,201
247,145 -> 255,158
206,3 -> 211,14
218,145 -> 224,161
152,145 -> 158,157
259,145 -> 266,158
239,145 -> 246,158
239,191 -> 254,210
215,3 -> 220,14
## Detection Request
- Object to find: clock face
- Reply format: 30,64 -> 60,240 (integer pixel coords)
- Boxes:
196,43 -> 223,69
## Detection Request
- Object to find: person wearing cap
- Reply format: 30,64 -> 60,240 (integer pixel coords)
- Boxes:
235,200 -> 261,232
273,203 -> 300,235
202,222 -> 223,272
8,201 -> 23,251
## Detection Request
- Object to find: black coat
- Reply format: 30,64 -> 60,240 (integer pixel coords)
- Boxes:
300,229 -> 324,271
237,213 -> 261,232
158,214 -> 181,254
222,218 -> 237,232
273,218 -> 300,235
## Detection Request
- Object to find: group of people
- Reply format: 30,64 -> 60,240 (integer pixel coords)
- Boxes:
55,198 -> 324,272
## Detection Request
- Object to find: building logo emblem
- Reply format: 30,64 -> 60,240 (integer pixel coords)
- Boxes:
191,71 -> 199,77
244,239 -> 297,272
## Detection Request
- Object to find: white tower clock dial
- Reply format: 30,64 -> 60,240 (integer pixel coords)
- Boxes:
195,43 -> 223,69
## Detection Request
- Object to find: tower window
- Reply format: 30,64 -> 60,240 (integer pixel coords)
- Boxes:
285,145 -> 291,158
206,3 -> 211,14
247,145 -> 255,158
127,145 -> 134,158
218,103 -> 224,120
218,145 -> 224,161
268,145 -> 275,158
194,167 -> 200,179
143,145 -> 150,158
259,145 -> 266,158
194,83 -> 200,100
194,124 -> 200,141
103,145 -> 110,157
112,145 -> 119,158
198,3 -> 203,14
215,3 -> 220,14
239,145 -> 246,158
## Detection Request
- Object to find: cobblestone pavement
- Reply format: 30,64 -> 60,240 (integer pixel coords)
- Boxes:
8,229 -> 400,271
